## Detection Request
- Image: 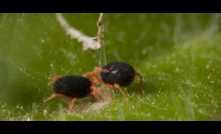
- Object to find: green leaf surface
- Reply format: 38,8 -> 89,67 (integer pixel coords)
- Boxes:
0,13 -> 221,120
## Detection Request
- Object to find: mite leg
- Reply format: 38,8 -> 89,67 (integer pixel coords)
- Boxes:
90,85 -> 104,99
106,83 -> 129,100
68,98 -> 77,113
113,84 -> 129,100
83,68 -> 107,85
83,72 -> 94,82
93,67 -> 109,73
48,75 -> 62,86
83,72 -> 103,86
43,93 -> 70,102
90,92 -> 103,102
93,67 -> 109,84
135,71 -> 145,94
104,84 -> 114,98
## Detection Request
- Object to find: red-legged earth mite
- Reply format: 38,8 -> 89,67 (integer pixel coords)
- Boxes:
44,75 -> 104,113
84,61 -> 145,100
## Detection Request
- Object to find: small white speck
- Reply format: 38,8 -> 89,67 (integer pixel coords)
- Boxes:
206,65 -> 210,69
41,39 -> 45,43
207,75 -> 210,79
142,49 -> 147,55
175,68 -> 180,72
43,109 -> 48,115
112,69 -> 119,74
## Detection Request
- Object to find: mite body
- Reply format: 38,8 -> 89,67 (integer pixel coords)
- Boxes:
52,76 -> 91,98
84,61 -> 145,100
44,75 -> 103,113
100,62 -> 136,87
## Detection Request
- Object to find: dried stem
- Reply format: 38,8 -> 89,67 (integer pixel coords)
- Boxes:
97,13 -> 106,66
97,13 -> 104,45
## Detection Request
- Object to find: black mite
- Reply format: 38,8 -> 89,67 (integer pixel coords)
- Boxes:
44,75 -> 104,113
84,61 -> 145,100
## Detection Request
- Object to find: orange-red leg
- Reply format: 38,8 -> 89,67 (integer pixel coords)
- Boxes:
90,92 -> 103,102
105,83 -> 129,100
44,94 -> 77,113
83,67 -> 109,85
135,71 -> 145,94
90,85 -> 104,99
43,93 -> 70,102
84,72 -> 103,86
48,75 -> 62,86
113,84 -> 129,100
93,67 -> 109,73
68,98 -> 77,113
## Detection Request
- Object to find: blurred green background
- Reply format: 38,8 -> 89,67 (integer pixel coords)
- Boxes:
0,13 -> 221,120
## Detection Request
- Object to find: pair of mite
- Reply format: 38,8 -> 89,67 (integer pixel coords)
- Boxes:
44,61 -> 145,113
